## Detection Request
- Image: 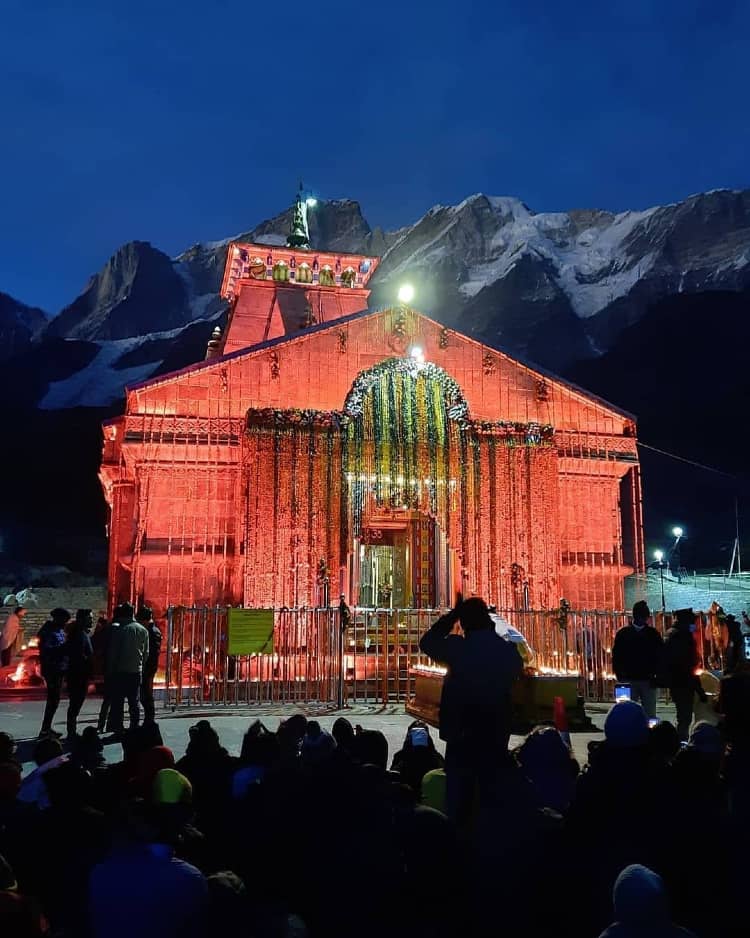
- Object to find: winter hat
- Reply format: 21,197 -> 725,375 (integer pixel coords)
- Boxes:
152,768 -> 192,805
421,768 -> 447,815
604,700 -> 649,749
688,721 -> 722,756
612,864 -> 669,926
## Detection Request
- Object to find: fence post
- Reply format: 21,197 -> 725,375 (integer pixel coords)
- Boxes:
336,609 -> 345,709
165,606 -> 173,711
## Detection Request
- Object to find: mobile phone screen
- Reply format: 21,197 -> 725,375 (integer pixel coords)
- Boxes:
614,684 -> 631,703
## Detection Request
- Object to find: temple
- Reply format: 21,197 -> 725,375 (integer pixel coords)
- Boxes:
100,193 -> 644,617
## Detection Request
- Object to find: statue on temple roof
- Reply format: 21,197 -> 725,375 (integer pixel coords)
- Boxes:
287,182 -> 311,249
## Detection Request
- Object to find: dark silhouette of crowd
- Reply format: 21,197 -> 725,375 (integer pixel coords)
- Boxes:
1,598 -> 749,937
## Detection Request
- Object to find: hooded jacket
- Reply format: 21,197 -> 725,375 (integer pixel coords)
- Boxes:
598,864 -> 697,937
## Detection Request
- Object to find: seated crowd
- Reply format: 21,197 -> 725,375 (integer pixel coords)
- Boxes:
1,673 -> 749,938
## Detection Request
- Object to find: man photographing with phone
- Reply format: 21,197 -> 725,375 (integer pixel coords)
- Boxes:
419,594 -> 523,825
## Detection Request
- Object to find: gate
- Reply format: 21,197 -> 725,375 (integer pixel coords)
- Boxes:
164,605 -> 632,709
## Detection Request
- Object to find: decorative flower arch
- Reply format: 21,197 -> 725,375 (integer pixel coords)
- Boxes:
342,357 -> 470,426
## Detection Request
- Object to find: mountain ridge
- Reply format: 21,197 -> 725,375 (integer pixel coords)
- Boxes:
3,186 -> 749,407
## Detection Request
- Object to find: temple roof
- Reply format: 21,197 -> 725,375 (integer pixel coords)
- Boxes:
125,305 -> 636,421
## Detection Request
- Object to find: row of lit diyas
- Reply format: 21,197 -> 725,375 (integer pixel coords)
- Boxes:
412,663 -> 582,679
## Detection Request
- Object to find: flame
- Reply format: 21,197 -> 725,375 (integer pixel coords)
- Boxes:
8,661 -> 26,683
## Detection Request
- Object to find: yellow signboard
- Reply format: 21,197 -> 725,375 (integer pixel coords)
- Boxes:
227,608 -> 274,656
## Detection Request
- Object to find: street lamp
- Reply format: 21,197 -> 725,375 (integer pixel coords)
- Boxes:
653,549 -> 666,614
670,526 -> 684,581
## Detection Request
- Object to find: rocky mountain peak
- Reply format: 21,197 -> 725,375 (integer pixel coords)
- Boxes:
44,241 -> 189,342
0,292 -> 48,362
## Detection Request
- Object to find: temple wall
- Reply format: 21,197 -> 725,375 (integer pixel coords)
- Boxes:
103,308 -> 641,613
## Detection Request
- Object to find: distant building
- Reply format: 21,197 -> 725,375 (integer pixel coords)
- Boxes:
101,190 -> 643,615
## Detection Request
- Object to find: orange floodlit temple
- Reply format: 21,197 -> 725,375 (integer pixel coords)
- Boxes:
100,191 -> 644,617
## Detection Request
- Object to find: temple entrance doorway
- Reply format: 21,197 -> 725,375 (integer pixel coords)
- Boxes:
352,510 -> 454,608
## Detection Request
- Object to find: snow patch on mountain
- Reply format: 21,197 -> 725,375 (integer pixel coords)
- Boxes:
460,203 -> 660,318
38,322 -> 200,409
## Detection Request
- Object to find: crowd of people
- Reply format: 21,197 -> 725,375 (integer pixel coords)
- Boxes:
33,603 -> 161,740
612,601 -> 747,739
0,596 -> 747,936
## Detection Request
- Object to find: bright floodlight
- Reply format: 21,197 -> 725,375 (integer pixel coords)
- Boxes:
410,345 -> 425,364
398,283 -> 415,304
654,549 -> 664,562
672,526 -> 683,538
305,197 -> 317,207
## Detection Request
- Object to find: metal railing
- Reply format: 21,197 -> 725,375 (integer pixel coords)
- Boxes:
165,605 -> 644,708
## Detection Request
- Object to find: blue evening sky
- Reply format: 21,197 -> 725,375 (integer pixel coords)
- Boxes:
1,0 -> 748,313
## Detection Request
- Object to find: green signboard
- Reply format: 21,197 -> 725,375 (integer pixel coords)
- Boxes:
227,608 -> 275,656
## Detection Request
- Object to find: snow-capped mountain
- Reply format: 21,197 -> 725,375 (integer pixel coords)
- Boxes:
7,187 -> 750,408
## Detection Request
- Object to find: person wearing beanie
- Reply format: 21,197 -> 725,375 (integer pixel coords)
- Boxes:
419,594 -> 523,824
604,700 -> 650,749
612,601 -> 664,719
598,864 -> 697,937
420,767 -> 448,814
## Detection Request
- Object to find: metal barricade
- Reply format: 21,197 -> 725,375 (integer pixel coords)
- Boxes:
165,607 -> 343,708
164,605 -> 633,709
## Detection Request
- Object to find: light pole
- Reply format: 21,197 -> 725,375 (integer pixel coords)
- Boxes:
670,526 -> 684,581
653,549 -> 666,614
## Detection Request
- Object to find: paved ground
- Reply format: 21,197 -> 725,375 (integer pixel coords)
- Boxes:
0,696 -> 685,774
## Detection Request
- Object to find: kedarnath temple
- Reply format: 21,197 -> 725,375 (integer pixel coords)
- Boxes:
100,190 -> 644,617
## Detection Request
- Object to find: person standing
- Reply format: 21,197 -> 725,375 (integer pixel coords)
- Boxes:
664,608 -> 706,742
1,605 -> 27,667
37,608 -> 71,738
108,602 -> 149,734
419,595 -> 523,824
723,614 -> 746,674
137,606 -> 162,724
65,609 -> 94,738
612,600 -> 664,719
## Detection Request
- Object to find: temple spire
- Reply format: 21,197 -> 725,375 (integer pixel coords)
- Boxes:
287,181 -> 311,249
